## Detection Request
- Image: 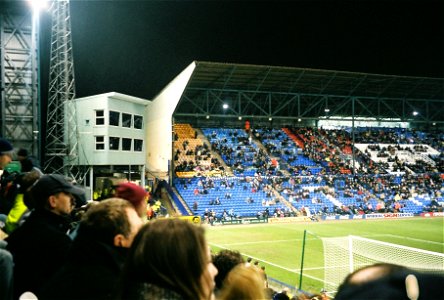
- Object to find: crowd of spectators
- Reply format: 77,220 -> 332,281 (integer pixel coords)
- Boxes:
173,125 -> 443,218
174,125 -> 443,187
176,169 -> 443,220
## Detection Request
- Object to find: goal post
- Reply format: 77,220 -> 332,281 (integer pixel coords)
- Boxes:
321,235 -> 444,293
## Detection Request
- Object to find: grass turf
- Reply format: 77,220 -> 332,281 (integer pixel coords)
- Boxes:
205,217 -> 444,294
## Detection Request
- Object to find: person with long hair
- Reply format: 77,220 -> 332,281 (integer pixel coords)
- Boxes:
217,264 -> 267,300
118,218 -> 218,300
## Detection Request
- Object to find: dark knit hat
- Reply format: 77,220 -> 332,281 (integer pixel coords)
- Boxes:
115,182 -> 147,208
0,138 -> 13,155
17,148 -> 29,157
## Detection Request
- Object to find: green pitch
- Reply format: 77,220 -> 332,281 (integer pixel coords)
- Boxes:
205,217 -> 444,294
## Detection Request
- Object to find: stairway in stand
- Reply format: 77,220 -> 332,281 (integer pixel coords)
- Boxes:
282,128 -> 305,149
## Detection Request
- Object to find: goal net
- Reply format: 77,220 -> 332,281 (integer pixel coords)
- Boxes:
321,235 -> 444,293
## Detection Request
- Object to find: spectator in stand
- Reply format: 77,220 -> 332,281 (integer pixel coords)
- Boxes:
115,182 -> 148,221
40,198 -> 143,300
16,148 -> 42,174
6,174 -> 84,298
2,170 -> 41,234
117,218 -> 218,300
253,260 -> 260,268
218,264 -> 267,300
245,257 -> 253,267
0,138 -> 13,172
273,287 -> 291,300
212,249 -> 244,295
0,138 -> 15,218
260,265 -> 268,287
0,239 -> 13,300
0,138 -> 14,300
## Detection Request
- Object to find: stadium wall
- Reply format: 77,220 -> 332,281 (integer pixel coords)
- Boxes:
145,62 -> 196,176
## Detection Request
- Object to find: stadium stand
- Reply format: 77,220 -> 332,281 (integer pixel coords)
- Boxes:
172,124 -> 444,222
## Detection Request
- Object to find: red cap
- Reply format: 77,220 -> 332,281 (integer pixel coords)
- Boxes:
115,182 -> 147,208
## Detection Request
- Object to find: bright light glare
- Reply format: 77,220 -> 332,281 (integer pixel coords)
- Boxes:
412,111 -> 419,116
28,0 -> 49,12
268,117 -> 273,121
222,103 -> 229,109
238,116 -> 242,120
324,108 -> 330,113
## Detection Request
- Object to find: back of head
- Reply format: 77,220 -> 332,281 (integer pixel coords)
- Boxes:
19,170 -> 42,209
335,272 -> 444,300
340,263 -> 409,286
77,198 -> 133,245
121,218 -> 207,299
218,264 -> 266,300
335,263 -> 444,300
213,249 -> 244,290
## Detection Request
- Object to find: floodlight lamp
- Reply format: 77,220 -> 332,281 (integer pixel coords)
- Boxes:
222,103 -> 229,110
206,115 -> 210,119
238,116 -> 242,120
28,0 -> 49,12
298,118 -> 302,122
412,111 -> 419,116
324,108 -> 330,113
268,117 -> 273,121
432,122 -> 436,126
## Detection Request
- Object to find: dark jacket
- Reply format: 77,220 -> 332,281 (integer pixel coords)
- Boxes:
40,237 -> 129,300
6,209 -> 72,299
122,282 -> 185,300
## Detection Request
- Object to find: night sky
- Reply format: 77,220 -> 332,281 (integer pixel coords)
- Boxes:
35,0 -> 444,100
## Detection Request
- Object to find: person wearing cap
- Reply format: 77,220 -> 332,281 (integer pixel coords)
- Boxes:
6,174 -> 85,299
40,198 -> 143,300
115,182 -> 148,220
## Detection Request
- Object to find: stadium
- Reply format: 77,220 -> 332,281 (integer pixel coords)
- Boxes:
1,1 -> 443,299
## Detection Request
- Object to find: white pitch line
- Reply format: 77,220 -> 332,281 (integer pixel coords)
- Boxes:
383,234 -> 444,246
223,238 -> 318,246
209,242 -> 325,283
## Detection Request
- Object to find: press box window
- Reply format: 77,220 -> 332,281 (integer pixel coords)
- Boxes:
109,137 -> 120,150
122,113 -> 132,128
109,111 -> 120,126
95,110 -> 104,125
134,115 -> 143,129
95,136 -> 105,150
134,139 -> 143,152
122,138 -> 132,151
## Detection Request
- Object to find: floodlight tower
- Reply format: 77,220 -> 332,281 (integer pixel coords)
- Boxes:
0,1 -> 41,156
44,0 -> 81,181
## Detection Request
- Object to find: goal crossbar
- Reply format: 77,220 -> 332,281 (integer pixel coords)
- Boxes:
321,235 -> 444,293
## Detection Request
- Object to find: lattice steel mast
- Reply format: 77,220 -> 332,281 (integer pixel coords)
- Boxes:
0,4 -> 39,156
44,0 -> 80,180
